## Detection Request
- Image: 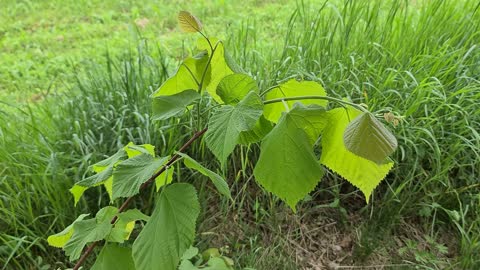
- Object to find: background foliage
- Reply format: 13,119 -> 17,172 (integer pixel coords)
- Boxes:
1,0 -> 479,269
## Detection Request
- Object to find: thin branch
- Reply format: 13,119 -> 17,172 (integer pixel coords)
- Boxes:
72,127 -> 208,270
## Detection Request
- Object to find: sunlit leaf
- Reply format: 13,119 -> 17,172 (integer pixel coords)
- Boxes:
70,165 -> 114,206
64,206 -> 119,261
70,148 -> 127,205
107,209 -> 149,243
124,143 -> 155,158
263,79 -> 328,123
197,38 -> 234,102
47,214 -> 89,248
321,108 -> 394,202
178,11 -> 203,33
153,52 -> 210,97
216,73 -> 258,104
343,112 -> 398,164
155,165 -> 174,192
132,183 -> 200,270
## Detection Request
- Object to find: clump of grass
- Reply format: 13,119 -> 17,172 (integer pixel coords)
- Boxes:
0,43 -> 173,268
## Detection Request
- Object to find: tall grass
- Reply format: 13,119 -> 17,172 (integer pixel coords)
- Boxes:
0,43 -> 174,268
228,0 -> 480,268
1,0 -> 479,269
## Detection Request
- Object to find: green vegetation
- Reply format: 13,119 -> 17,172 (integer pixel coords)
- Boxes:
1,0 -> 479,269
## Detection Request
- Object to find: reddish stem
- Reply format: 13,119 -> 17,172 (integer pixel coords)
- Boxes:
72,128 -> 208,269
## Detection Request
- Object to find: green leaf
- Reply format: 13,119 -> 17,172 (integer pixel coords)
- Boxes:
91,244 -> 136,270
182,246 -> 199,260
124,142 -> 155,158
205,257 -> 234,270
179,256 -> 233,270
320,108 -> 394,202
112,154 -> 168,200
64,218 -> 111,261
238,116 -> 274,145
64,206 -> 118,261
95,206 -> 119,223
153,52 -> 210,97
70,148 -> 127,205
70,165 -> 114,206
263,79 -> 328,123
205,92 -> 263,165
155,165 -> 174,192
343,112 -> 398,164
197,38 -> 234,102
47,214 -> 89,248
216,74 -> 258,104
107,209 -> 150,243
132,183 -> 200,270
178,11 -> 203,33
254,104 -> 329,211
152,90 -> 201,121
178,153 -> 231,199
92,148 -> 127,172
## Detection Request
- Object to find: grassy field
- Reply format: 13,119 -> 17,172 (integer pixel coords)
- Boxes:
1,0 -> 480,269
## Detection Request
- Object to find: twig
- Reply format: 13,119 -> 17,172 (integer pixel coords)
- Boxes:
72,127 -> 208,270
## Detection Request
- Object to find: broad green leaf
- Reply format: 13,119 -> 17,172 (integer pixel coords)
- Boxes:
70,148 -> 127,205
320,108 -> 394,202
263,79 -> 328,123
216,74 -> 258,104
107,209 -> 149,243
153,52 -> 210,97
47,214 -> 89,248
132,183 -> 200,270
152,90 -> 201,121
254,104 -> 329,211
155,165 -> 174,192
64,206 -> 118,261
178,153 -> 231,199
64,218 -> 111,261
96,206 -> 118,223
197,38 -> 234,102
92,148 -> 127,172
178,11 -> 203,33
124,142 -> 155,158
205,92 -> 263,165
238,116 -> 274,145
91,244 -> 135,270
112,154 -> 168,200
343,112 -> 398,164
